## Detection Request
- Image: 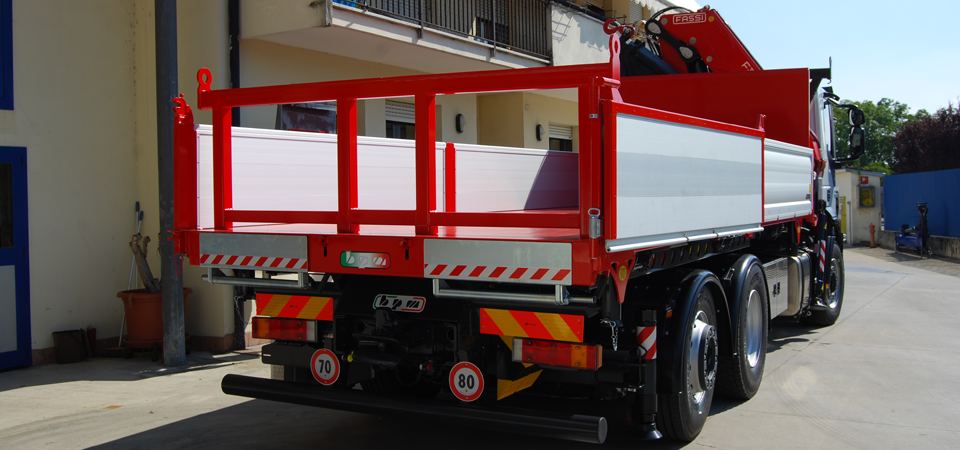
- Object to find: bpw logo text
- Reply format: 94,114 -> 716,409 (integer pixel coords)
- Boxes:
373,295 -> 425,313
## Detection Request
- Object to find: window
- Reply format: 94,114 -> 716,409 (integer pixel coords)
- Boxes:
0,162 -> 11,247
275,102 -> 337,133
549,125 -> 574,152
0,0 -> 12,110
386,121 -> 415,139
385,100 -> 415,140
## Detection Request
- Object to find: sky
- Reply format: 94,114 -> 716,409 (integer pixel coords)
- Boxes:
701,0 -> 960,113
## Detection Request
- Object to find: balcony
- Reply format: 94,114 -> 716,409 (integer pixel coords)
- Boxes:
243,0 -> 555,74
336,0 -> 551,60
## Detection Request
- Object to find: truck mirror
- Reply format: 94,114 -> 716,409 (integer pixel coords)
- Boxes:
849,107 -> 865,127
833,105 -> 866,163
835,125 -> 865,163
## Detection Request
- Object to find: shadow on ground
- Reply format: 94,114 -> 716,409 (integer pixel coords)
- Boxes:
0,351 -> 259,393
85,396 -> 696,450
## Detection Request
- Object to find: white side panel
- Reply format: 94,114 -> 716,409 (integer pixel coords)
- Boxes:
764,138 -> 814,222
452,143 -> 578,212
196,126 -> 444,228
613,114 -> 762,250
196,126 -> 578,228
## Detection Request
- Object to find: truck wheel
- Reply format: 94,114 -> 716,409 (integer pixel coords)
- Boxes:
658,284 -> 718,441
717,263 -> 768,399
802,243 -> 844,326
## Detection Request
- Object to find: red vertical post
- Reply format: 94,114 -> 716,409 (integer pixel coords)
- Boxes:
337,98 -> 359,233
578,81 -> 601,240
213,106 -> 233,229
415,94 -> 437,235
444,142 -> 456,213
602,101 -> 617,240
172,96 -> 197,233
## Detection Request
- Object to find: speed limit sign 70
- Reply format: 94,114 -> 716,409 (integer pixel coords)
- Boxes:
310,349 -> 340,385
448,362 -> 484,402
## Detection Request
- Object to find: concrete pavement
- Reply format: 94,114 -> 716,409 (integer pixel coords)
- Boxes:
1,247 -> 958,449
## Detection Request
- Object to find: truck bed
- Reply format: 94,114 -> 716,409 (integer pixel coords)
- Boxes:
173,43 -> 816,288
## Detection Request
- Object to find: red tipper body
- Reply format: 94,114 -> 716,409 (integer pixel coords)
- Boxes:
171,34 -> 816,302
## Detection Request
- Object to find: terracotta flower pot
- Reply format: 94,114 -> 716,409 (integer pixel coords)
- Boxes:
116,288 -> 192,347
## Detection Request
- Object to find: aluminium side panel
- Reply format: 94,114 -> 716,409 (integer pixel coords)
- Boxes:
613,113 -> 763,250
763,138 -> 814,223
451,143 -> 578,212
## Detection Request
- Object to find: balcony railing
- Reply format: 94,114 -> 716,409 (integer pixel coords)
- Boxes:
335,0 -> 551,60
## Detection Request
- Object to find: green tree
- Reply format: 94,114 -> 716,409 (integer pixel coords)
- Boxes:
834,98 -> 915,173
891,104 -> 960,174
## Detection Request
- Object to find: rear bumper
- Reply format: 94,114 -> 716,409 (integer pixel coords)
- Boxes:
221,374 -> 607,444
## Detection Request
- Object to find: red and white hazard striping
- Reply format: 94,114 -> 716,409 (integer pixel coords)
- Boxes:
637,326 -> 657,360
424,264 -> 571,284
200,254 -> 306,270
818,241 -> 826,273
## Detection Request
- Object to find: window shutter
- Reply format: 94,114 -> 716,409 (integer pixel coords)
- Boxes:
549,125 -> 573,140
385,100 -> 415,124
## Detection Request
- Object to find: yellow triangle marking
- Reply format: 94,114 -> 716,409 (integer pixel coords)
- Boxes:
496,370 -> 542,401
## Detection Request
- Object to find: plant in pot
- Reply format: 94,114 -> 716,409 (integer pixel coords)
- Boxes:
116,233 -> 191,360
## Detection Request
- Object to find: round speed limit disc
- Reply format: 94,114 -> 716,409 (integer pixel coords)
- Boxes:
310,349 -> 341,385
448,361 -> 484,402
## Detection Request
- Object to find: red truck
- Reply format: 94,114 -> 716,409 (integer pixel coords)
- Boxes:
172,7 -> 865,443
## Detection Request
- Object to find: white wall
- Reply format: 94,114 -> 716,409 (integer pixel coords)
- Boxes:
551,4 -> 610,66
0,0 -> 139,352
837,170 -> 884,246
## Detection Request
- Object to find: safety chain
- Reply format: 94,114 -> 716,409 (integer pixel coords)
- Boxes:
608,321 -> 619,351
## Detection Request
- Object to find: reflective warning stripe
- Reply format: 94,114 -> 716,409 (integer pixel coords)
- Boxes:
479,308 -> 583,343
425,264 -> 571,284
201,254 -> 306,270
255,293 -> 333,321
818,241 -> 826,273
637,326 -> 657,360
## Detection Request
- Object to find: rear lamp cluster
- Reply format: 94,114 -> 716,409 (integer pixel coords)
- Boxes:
512,337 -> 602,370
252,316 -> 316,342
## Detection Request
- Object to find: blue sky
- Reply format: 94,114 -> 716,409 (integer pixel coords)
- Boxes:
708,1 -> 960,113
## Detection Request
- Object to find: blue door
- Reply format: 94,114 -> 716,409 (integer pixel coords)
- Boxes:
0,147 -> 29,369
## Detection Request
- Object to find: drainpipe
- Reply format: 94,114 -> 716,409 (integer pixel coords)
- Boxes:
156,0 -> 186,366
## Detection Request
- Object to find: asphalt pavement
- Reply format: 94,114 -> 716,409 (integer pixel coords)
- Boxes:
1,246 -> 958,449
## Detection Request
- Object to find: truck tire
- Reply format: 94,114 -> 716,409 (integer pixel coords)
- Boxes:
802,243 -> 844,326
717,263 -> 768,399
658,281 -> 719,441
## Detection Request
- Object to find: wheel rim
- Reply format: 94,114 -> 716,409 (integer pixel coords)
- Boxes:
825,256 -> 842,309
745,289 -> 763,368
688,310 -> 718,410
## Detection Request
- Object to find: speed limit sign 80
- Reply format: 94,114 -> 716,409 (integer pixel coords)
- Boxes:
448,361 -> 484,402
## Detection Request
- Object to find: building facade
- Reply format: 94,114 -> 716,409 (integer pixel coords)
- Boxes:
0,0 -> 696,368
835,168 -> 885,247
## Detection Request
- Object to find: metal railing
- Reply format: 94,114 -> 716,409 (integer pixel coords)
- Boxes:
336,0 -> 551,60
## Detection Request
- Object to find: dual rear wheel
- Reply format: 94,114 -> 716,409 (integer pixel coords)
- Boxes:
658,264 -> 769,441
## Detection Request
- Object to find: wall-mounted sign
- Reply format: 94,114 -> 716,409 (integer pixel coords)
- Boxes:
859,186 -> 875,207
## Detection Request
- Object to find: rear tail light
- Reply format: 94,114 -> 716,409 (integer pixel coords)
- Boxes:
252,316 -> 316,342
512,337 -> 602,370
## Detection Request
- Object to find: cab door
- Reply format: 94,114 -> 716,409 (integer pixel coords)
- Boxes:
0,147 -> 30,369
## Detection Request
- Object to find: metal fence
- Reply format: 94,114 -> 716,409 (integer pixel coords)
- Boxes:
884,168 -> 960,238
336,0 -> 551,60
